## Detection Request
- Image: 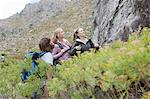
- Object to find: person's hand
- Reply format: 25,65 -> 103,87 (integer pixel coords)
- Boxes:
75,45 -> 81,50
64,47 -> 70,51
94,43 -> 101,50
94,43 -> 99,48
61,49 -> 65,53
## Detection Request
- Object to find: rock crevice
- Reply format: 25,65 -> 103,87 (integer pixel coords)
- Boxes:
92,0 -> 150,45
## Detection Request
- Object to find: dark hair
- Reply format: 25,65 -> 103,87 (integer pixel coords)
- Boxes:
73,28 -> 80,41
52,33 -> 58,44
39,38 -> 52,52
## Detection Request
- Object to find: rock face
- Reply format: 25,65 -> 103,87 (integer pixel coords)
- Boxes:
92,0 -> 150,45
0,0 -> 68,41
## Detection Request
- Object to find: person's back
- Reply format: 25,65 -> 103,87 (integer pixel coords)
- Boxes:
41,52 -> 53,65
39,38 -> 53,65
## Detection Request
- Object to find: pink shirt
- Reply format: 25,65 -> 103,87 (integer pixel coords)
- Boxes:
52,41 -> 70,61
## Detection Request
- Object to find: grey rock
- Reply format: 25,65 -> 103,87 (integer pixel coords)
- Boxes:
92,0 -> 150,45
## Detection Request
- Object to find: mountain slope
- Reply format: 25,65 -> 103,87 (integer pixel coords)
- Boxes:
0,0 -> 67,40
0,0 -> 93,55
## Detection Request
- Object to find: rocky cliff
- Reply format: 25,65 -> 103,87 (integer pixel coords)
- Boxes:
92,0 -> 150,45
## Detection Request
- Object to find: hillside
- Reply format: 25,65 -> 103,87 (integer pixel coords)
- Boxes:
0,0 -> 67,41
0,0 -> 92,56
0,28 -> 149,99
0,0 -> 149,98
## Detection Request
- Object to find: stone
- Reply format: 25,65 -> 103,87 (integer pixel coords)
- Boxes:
92,0 -> 150,45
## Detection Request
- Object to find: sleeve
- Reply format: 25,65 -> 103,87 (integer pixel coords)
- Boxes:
80,39 -> 93,52
81,39 -> 99,52
69,41 -> 79,56
52,45 -> 64,59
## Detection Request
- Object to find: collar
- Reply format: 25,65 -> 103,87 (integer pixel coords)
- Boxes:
76,38 -> 88,44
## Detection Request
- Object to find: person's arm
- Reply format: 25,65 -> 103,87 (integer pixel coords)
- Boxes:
63,42 -> 71,51
80,39 -> 93,52
69,41 -> 80,56
52,46 -> 63,59
81,39 -> 100,52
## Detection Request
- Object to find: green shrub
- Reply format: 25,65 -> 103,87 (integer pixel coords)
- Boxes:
47,28 -> 150,98
0,28 -> 149,98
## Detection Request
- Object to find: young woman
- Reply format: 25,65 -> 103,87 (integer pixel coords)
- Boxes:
39,38 -> 54,65
52,28 -> 71,65
70,28 -> 99,56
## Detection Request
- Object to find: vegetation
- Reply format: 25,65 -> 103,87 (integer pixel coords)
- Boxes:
0,28 -> 149,99
0,54 -> 50,98
46,28 -> 150,98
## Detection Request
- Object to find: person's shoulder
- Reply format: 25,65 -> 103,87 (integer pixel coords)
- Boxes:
76,39 -> 86,44
63,38 -> 69,43
44,52 -> 52,56
41,52 -> 53,65
41,52 -> 53,59
76,39 -> 81,42
54,44 -> 60,48
63,38 -> 68,42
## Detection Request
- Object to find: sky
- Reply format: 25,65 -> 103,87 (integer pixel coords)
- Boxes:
0,0 -> 40,19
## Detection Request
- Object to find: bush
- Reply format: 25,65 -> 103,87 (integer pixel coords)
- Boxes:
0,28 -> 149,99
47,28 -> 150,98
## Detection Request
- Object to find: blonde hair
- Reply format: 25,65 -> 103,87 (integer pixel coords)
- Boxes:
52,28 -> 64,44
54,28 -> 63,38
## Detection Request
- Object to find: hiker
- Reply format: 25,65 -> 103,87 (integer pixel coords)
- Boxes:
21,38 -> 53,82
39,37 -> 54,65
52,28 -> 71,65
69,28 -> 99,56
52,28 -> 72,46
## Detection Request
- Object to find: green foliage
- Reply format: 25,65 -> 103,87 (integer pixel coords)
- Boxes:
0,59 -> 22,98
18,59 -> 50,97
0,28 -> 149,98
48,78 -> 66,97
0,55 -> 50,98
47,28 -> 150,98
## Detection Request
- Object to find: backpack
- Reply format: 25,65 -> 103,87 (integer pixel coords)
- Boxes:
21,51 -> 46,82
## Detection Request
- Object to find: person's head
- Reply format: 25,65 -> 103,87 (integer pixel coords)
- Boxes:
39,38 -> 52,52
73,28 -> 86,41
54,28 -> 65,40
